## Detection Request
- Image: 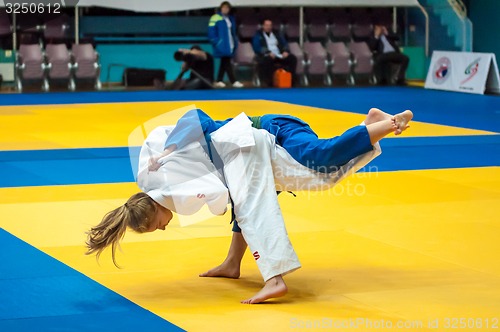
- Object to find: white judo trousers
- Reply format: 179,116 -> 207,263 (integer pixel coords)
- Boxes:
211,115 -> 301,282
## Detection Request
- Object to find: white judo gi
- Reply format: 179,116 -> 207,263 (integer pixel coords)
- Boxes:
137,113 -> 381,281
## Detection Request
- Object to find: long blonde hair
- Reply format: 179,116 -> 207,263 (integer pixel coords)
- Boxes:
85,192 -> 157,267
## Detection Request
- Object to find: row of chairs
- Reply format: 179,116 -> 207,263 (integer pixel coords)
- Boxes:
235,7 -> 393,26
16,43 -> 101,91
0,12 -> 72,48
233,41 -> 374,87
238,20 -> 381,45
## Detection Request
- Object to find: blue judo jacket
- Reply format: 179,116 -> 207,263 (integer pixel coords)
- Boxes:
208,12 -> 238,57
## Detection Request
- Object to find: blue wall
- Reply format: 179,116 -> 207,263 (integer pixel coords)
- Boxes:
97,43 -> 215,83
468,0 -> 500,61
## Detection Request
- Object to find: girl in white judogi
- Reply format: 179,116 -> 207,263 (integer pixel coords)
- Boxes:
86,108 -> 413,304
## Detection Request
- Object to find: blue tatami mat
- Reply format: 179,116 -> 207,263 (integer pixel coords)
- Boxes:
0,135 -> 498,187
0,228 -> 183,332
1,87 -> 498,132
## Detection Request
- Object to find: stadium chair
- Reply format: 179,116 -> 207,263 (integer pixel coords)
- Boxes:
16,44 -> 49,91
307,17 -> 329,43
0,10 -> 11,37
352,22 -> 373,42
351,8 -> 372,41
45,43 -> 75,90
303,41 -> 331,86
348,41 -> 374,85
232,41 -> 259,86
238,17 -> 260,42
17,15 -> 44,45
0,10 -> 11,48
288,41 -> 307,86
72,43 -> 102,90
326,41 -> 352,84
329,9 -> 352,43
284,16 -> 301,42
43,15 -> 71,42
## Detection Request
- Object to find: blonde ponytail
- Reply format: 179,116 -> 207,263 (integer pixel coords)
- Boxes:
85,192 -> 157,267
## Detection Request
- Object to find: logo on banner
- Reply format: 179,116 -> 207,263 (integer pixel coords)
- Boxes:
432,57 -> 451,85
460,58 -> 480,85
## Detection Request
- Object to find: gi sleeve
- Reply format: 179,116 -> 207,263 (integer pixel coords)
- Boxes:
164,109 -> 214,150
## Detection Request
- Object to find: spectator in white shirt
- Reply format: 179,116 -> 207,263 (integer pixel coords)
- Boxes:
252,19 -> 297,87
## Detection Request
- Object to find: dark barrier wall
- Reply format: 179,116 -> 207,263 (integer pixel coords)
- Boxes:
468,0 -> 500,61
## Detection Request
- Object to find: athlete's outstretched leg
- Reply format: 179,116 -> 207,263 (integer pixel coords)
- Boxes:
364,108 -> 393,125
199,231 -> 247,279
365,110 -> 413,145
365,108 -> 413,136
393,110 -> 413,135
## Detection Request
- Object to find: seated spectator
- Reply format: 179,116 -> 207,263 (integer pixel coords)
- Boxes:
368,25 -> 409,85
172,45 -> 214,90
252,19 -> 297,87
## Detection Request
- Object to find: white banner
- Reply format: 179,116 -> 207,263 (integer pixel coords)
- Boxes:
425,51 -> 500,95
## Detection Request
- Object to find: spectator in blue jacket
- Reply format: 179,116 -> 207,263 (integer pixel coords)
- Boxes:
208,2 -> 243,88
252,19 -> 297,87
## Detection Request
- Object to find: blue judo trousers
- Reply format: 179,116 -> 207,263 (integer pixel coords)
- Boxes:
163,109 -> 373,232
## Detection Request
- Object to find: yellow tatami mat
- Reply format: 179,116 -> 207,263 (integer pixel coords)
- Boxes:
0,100 -> 495,151
0,166 -> 498,331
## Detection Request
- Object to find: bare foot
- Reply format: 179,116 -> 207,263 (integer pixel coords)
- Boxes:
199,261 -> 240,279
392,110 -> 413,135
366,108 -> 393,125
241,275 -> 288,304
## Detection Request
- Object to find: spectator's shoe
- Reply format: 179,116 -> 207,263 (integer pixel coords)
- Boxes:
232,81 -> 244,88
215,81 -> 226,88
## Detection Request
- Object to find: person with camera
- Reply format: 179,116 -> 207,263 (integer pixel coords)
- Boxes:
172,46 -> 215,90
